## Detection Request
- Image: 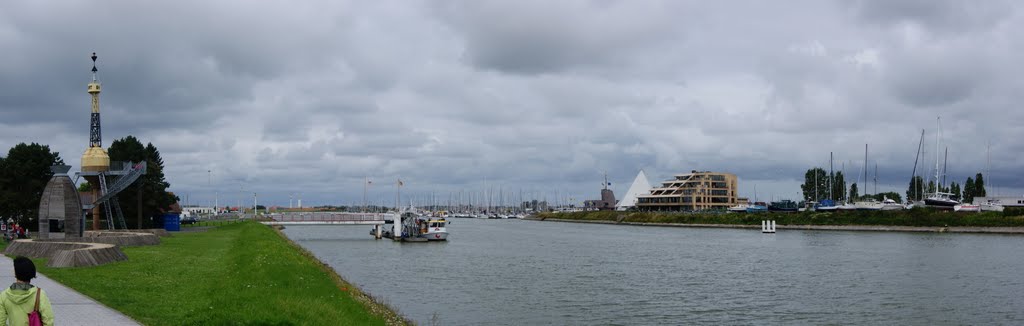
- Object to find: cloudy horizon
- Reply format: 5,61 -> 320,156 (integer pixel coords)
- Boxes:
2,1 -> 1022,207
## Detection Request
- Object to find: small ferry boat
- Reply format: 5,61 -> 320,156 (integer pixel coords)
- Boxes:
372,212 -> 449,241
417,217 -> 449,241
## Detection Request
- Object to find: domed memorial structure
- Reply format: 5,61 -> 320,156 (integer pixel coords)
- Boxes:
37,165 -> 82,239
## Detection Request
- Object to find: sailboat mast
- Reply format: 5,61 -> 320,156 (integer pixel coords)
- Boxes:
863,144 -> 868,197
942,147 -> 948,191
934,117 -> 941,195
912,129 -> 924,201
829,152 -> 834,201
874,163 -> 878,195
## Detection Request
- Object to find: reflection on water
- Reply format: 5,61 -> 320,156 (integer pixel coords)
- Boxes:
283,219 -> 1024,325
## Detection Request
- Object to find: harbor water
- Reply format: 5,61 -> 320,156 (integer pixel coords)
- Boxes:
282,218 -> 1024,325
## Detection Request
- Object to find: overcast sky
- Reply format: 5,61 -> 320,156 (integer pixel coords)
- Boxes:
2,0 -> 1023,207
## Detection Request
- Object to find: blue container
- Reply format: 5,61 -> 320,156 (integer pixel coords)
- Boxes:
163,213 -> 181,232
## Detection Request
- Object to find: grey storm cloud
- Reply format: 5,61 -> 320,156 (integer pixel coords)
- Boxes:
2,0 -> 1024,206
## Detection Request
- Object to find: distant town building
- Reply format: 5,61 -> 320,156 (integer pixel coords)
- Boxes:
973,196 -> 1024,207
583,174 -> 619,211
635,171 -> 739,211
584,188 -> 617,211
181,206 -> 216,217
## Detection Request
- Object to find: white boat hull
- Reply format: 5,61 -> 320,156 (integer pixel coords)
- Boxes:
954,204 -> 980,212
420,231 -> 448,241
854,201 -> 883,210
981,202 -> 1005,212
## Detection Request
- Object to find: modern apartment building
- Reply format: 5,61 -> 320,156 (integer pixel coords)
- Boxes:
635,171 -> 738,211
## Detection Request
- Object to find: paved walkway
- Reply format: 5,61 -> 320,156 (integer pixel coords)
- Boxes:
0,255 -> 139,325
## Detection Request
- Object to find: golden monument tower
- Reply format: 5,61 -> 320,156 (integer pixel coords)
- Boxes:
81,52 -> 109,230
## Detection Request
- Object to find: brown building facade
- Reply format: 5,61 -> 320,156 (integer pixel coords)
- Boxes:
635,171 -> 738,211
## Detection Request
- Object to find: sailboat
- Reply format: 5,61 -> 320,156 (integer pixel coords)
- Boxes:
853,144 -> 883,210
980,143 -> 1005,212
818,152 -> 839,211
924,118 -> 959,208
907,130 -> 926,208
836,161 -> 857,210
744,185 -> 767,213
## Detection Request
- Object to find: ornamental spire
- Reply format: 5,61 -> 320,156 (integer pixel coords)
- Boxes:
91,52 -> 98,81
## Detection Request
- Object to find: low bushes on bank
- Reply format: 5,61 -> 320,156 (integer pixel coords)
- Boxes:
540,208 -> 1024,228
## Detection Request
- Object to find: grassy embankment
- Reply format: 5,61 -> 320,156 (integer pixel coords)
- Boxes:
34,222 -> 408,325
539,207 -> 1024,227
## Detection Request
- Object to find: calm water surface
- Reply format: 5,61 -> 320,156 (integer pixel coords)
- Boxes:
282,219 -> 1024,325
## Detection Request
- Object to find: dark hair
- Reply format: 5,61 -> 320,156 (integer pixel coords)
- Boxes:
13,256 -> 35,282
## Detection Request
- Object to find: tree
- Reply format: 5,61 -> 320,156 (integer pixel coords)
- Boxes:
975,173 -> 986,198
108,136 -> 178,229
849,183 -> 859,201
76,180 -> 90,193
906,176 -> 925,202
927,180 -> 936,195
0,143 -> 65,230
800,168 -> 829,202
831,171 -> 846,202
963,177 -> 975,204
949,182 -> 961,202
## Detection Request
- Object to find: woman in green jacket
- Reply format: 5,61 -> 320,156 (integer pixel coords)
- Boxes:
0,256 -> 54,325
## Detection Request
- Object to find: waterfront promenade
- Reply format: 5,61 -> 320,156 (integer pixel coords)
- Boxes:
0,255 -> 138,325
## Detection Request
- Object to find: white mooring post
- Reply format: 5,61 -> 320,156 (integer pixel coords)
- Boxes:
393,215 -> 401,241
761,220 -> 767,232
762,220 -> 776,233
375,224 -> 382,239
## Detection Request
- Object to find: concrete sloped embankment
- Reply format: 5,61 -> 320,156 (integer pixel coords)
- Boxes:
5,240 -> 128,268
4,231 -> 162,268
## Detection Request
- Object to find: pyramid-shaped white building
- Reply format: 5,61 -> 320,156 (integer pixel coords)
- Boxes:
616,170 -> 652,211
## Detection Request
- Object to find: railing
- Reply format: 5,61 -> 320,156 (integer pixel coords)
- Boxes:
262,212 -> 392,225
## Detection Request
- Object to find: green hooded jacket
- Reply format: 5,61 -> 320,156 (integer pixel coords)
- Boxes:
0,283 -> 54,326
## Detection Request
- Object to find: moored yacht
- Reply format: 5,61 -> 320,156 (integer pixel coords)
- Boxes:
924,192 -> 959,208
880,198 -> 904,210
816,199 -> 839,212
980,200 -> 1005,212
768,200 -> 799,212
746,202 -> 768,213
728,203 -> 750,213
